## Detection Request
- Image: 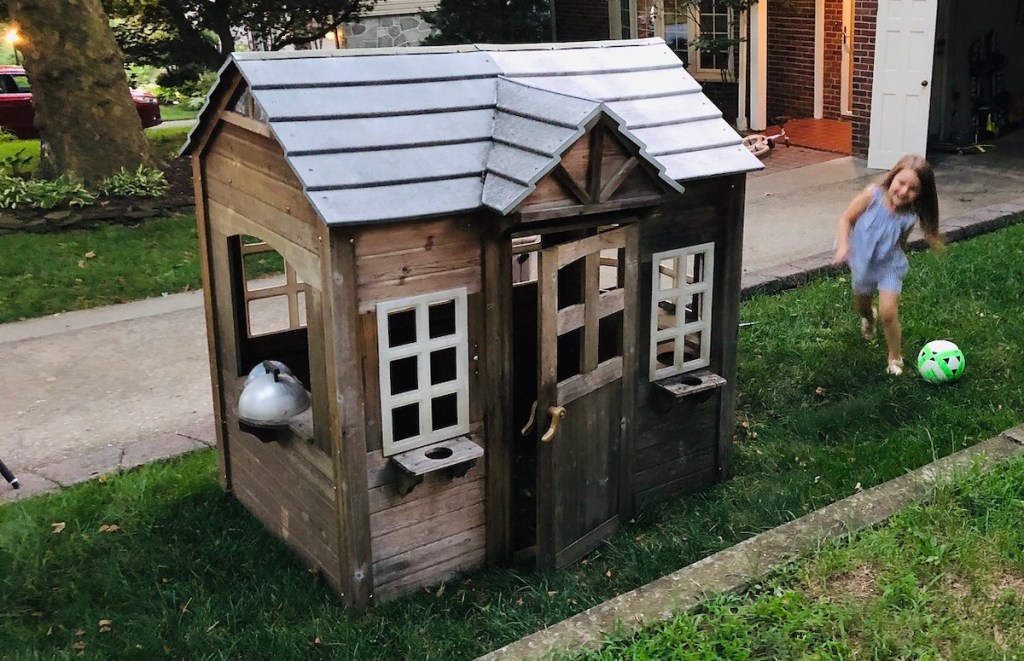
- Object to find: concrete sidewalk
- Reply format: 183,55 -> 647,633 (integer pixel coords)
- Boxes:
2,148 -> 1024,501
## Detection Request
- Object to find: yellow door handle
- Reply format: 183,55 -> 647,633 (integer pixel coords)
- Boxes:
520,400 -> 539,436
541,406 -> 566,443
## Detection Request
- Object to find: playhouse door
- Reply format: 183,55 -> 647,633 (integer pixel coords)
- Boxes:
534,225 -> 638,570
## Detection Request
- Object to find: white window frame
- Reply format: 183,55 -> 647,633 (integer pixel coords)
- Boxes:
658,0 -> 735,81
649,243 -> 714,381
688,0 -> 737,79
377,288 -> 470,457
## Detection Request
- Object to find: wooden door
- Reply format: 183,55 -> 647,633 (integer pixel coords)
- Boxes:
534,225 -> 638,570
867,0 -> 938,169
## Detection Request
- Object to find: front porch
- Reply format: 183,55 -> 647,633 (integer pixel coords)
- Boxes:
746,118 -> 852,178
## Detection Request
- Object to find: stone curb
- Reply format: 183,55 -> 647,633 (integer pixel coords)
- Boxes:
740,198 -> 1024,299
478,424 -> 1024,660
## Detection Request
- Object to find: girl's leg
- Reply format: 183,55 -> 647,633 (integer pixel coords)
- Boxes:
854,294 -> 876,339
878,289 -> 903,373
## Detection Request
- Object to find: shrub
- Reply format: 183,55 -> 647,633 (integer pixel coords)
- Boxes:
0,174 -> 96,209
97,166 -> 169,198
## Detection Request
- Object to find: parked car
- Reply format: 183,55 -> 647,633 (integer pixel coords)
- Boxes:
0,65 -> 162,140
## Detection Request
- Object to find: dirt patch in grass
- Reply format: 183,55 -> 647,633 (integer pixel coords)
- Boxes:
808,563 -> 881,604
991,570 -> 1024,599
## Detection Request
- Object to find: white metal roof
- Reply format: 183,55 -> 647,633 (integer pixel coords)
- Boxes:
186,39 -> 762,226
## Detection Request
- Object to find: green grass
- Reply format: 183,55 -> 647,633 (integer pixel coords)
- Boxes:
0,215 -> 202,323
0,220 -> 1022,659
0,138 -> 40,173
570,455 -> 1024,659
144,125 -> 193,159
158,104 -> 201,122
0,126 -> 191,176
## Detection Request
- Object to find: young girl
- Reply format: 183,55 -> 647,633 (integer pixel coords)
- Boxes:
833,154 -> 943,375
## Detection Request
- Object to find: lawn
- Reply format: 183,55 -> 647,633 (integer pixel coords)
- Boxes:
157,104 -> 200,122
0,125 -> 191,178
0,214 -> 202,323
0,219 -> 1022,659
0,138 -> 40,173
569,455 -> 1024,659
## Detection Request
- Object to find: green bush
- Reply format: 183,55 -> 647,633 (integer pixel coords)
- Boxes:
152,67 -> 216,108
0,173 -> 96,209
97,165 -> 169,198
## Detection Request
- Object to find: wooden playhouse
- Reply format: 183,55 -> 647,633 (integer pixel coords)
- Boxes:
184,38 -> 762,612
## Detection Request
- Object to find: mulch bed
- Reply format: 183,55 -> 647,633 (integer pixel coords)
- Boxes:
0,156 -> 196,234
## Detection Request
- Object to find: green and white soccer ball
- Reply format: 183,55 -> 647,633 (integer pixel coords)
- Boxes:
916,340 -> 966,384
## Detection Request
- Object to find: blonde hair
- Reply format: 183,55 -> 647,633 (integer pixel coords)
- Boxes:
882,154 -> 943,248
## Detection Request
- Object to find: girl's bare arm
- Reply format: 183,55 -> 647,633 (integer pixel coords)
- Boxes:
833,186 -> 874,264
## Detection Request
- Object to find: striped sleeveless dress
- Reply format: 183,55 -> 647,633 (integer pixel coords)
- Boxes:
848,186 -> 918,295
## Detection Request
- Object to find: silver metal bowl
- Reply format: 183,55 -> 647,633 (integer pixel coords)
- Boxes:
237,366 -> 311,428
245,359 -> 295,386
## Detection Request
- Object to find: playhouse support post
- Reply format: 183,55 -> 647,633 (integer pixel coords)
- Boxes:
616,224 -> 640,520
483,228 -> 514,562
715,175 -> 748,481
321,229 -> 374,612
190,73 -> 243,491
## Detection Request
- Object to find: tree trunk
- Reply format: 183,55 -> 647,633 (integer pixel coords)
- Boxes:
9,0 -> 152,185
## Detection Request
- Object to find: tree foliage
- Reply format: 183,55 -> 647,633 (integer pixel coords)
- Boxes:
421,0 -> 551,46
102,0 -> 376,72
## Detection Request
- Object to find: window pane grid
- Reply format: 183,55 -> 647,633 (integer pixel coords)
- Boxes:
649,244 -> 715,380
377,288 -> 470,456
239,239 -> 308,337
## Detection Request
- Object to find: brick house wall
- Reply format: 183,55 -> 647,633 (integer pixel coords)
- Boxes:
766,0 -> 816,120
851,0 -> 877,158
821,0 -> 844,120
766,0 -> 845,120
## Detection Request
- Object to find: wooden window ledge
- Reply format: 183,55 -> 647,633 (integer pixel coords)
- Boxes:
390,436 -> 484,496
653,370 -> 726,400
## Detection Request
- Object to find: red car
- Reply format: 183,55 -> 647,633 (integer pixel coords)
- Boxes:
0,65 -> 162,139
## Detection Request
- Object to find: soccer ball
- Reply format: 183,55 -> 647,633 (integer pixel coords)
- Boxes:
916,340 -> 966,384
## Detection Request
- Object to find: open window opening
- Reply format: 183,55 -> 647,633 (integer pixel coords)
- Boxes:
377,288 -> 471,457
230,235 -> 311,387
649,242 -> 714,381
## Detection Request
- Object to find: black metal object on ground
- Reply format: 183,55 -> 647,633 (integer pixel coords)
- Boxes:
0,458 -> 20,489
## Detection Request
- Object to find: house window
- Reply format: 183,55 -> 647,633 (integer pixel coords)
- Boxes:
659,0 -> 735,79
377,288 -> 470,456
649,243 -> 714,380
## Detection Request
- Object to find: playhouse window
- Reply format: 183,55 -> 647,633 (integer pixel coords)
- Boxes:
649,243 -> 714,380
231,89 -> 268,124
238,236 -> 308,338
377,288 -> 471,456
